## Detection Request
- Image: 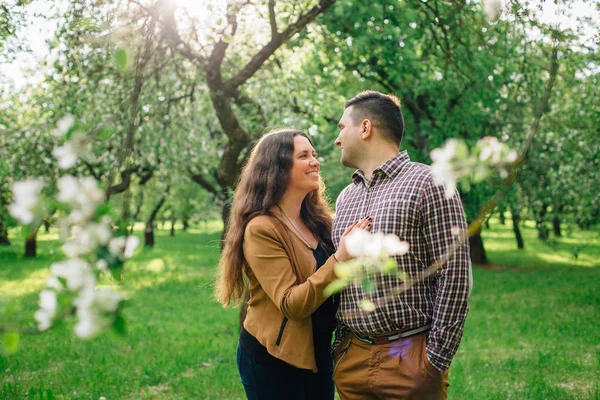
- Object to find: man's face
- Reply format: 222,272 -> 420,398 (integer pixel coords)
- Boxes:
335,106 -> 363,168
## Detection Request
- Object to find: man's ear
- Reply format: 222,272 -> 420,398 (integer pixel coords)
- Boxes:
361,119 -> 373,140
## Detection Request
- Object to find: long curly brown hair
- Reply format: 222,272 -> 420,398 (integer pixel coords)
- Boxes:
215,129 -> 333,306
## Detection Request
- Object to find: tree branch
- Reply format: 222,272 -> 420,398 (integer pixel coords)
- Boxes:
188,168 -> 220,197
269,0 -> 278,39
225,0 -> 337,89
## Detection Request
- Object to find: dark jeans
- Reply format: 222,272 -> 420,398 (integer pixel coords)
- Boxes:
236,343 -> 334,400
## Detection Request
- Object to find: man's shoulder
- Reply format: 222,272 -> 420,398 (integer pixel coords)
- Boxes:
402,160 -> 433,179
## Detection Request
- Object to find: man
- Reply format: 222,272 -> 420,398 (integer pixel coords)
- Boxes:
331,90 -> 472,400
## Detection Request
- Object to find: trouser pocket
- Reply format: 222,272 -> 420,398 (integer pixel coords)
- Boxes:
332,336 -> 352,376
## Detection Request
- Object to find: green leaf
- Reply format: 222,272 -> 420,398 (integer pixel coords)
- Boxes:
1,332 -> 20,355
362,278 -> 377,294
324,279 -> 349,297
113,315 -> 127,337
64,121 -> 84,141
110,263 -> 124,281
95,203 -> 111,217
382,258 -> 397,273
115,47 -> 128,71
95,125 -> 114,140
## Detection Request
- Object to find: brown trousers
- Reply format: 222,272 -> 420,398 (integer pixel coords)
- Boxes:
332,333 -> 449,400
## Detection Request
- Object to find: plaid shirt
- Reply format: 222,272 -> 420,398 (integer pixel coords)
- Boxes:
332,151 -> 471,372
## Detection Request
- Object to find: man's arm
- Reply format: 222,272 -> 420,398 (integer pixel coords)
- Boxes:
420,176 -> 471,372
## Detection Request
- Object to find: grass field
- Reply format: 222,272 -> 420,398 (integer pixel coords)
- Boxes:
1,220 -> 599,399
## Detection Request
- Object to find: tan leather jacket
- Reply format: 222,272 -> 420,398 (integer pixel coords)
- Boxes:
242,215 -> 338,372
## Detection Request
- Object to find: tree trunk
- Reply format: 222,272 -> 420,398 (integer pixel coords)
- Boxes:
552,204 -> 563,237
0,221 -> 9,245
469,227 -> 488,265
511,210 -> 524,249
144,222 -> 155,248
484,214 -> 491,229
537,204 -> 549,241
170,217 -> 176,237
25,231 -> 37,257
43,219 -> 51,233
499,209 -> 506,225
182,215 -> 189,231
144,191 -> 169,248
552,215 -> 561,237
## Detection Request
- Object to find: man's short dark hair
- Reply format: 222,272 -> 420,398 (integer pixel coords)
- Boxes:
345,90 -> 404,146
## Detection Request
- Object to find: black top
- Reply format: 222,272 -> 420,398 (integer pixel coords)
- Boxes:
311,243 -> 337,338
239,243 -> 337,370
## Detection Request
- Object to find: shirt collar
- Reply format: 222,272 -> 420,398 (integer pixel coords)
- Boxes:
351,151 -> 411,185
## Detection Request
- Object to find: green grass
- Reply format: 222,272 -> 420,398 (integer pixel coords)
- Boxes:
0,220 -> 599,399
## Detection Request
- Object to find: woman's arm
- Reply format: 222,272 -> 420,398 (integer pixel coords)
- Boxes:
243,222 -> 337,321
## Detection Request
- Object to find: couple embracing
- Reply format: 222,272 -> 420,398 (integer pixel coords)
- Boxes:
216,91 -> 472,400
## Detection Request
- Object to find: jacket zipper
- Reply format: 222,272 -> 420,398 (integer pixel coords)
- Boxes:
275,317 -> 289,346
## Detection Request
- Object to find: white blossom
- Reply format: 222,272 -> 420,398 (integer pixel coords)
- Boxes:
46,276 -> 63,291
57,175 -> 79,203
8,178 -> 44,224
50,258 -> 96,291
95,259 -> 108,270
478,136 -> 504,163
52,132 -> 91,169
73,287 -> 123,339
346,230 -> 409,259
123,236 -> 140,258
483,0 -> 503,22
94,287 -> 124,312
34,290 -> 58,331
108,236 -> 126,257
79,177 -> 104,205
430,139 -> 460,199
359,299 -> 376,312
53,143 -> 79,169
74,308 -> 102,339
51,114 -> 75,137
109,235 -> 140,259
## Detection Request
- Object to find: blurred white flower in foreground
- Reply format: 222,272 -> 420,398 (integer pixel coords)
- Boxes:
50,258 -> 96,291
109,236 -> 140,259
51,114 -> 75,137
74,287 -> 124,338
53,131 -> 92,170
34,290 -> 58,331
8,178 -> 44,224
430,137 -> 518,198
345,230 -> 409,259
483,0 -> 503,22
327,230 -> 410,312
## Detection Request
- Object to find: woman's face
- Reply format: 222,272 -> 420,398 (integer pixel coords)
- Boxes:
287,135 -> 320,195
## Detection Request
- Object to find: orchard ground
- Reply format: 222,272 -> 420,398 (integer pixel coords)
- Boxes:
1,219 -> 598,399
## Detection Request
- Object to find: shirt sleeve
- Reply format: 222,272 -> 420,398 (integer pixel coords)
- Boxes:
420,177 -> 471,372
243,222 -> 338,321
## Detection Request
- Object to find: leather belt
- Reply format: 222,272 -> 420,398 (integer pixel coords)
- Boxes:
351,323 -> 432,345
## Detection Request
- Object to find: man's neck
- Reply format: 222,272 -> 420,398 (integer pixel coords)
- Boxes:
359,148 -> 400,182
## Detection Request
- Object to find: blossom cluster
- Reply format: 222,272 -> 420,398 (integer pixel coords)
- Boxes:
430,137 -> 519,199
9,116 -> 135,339
326,230 -> 409,312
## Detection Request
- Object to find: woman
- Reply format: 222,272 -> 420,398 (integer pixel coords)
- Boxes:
215,129 -> 371,400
